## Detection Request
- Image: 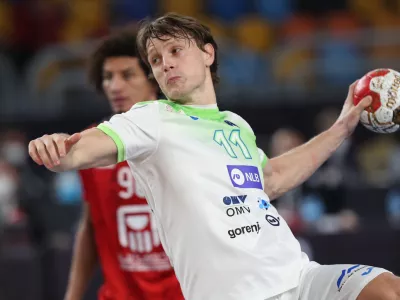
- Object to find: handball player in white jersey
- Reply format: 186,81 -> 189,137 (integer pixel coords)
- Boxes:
28,13 -> 399,300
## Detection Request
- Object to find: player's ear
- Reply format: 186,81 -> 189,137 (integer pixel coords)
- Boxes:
203,43 -> 215,68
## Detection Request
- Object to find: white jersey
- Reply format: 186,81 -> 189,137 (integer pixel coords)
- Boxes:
98,100 -> 306,300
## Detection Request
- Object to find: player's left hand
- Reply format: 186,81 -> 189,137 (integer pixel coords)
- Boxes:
335,81 -> 372,138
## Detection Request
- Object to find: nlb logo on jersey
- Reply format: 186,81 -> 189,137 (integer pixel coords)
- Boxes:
227,165 -> 263,189
223,195 -> 250,217
117,205 -> 161,253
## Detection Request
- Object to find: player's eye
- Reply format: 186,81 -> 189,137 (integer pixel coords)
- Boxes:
122,72 -> 134,80
172,48 -> 182,54
151,57 -> 160,65
103,73 -> 112,81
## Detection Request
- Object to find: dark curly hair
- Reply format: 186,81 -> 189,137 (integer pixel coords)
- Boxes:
88,28 -> 155,94
137,13 -> 220,85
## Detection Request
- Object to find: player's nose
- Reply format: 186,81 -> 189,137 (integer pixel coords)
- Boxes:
110,76 -> 125,92
163,56 -> 175,73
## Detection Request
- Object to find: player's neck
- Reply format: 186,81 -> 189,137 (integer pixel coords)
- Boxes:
183,77 -> 217,106
186,91 -> 216,106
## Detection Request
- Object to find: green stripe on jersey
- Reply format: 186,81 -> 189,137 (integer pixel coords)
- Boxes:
261,154 -> 268,169
97,124 -> 125,163
158,100 -> 225,121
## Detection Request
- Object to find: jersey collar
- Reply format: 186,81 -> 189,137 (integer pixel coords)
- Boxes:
160,100 -> 224,121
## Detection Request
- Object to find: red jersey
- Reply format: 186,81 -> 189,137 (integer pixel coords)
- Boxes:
79,160 -> 184,300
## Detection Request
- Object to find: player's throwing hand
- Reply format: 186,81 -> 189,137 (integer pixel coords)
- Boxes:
335,81 -> 373,137
28,132 -> 81,169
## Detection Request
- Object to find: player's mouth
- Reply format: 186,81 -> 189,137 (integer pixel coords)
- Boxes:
167,76 -> 181,85
111,97 -> 131,109
112,96 -> 128,104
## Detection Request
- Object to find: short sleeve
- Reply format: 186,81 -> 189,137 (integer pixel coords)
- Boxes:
97,102 -> 160,163
258,148 -> 268,169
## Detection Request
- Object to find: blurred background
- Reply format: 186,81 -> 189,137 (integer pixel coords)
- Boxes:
0,0 -> 400,299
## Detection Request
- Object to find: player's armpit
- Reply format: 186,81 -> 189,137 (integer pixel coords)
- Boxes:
262,161 -> 281,201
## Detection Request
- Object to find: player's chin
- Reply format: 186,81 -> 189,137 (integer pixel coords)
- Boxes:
112,107 -> 125,114
166,89 -> 185,102
112,103 -> 133,114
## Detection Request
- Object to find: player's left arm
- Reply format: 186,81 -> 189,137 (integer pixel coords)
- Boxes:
262,125 -> 346,200
262,82 -> 372,200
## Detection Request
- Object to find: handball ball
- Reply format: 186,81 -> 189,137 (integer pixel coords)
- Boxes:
353,68 -> 400,133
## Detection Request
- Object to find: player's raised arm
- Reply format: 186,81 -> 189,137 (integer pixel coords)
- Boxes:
29,102 -> 160,173
28,128 -> 118,172
262,82 -> 372,200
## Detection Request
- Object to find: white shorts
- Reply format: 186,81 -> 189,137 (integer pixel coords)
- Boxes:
269,261 -> 391,300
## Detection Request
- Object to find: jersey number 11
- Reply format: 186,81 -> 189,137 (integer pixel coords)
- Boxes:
213,129 -> 252,159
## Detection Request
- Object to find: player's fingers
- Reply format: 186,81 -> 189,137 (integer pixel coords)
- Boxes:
347,79 -> 358,97
28,140 -> 43,165
350,79 -> 359,89
345,80 -> 359,104
42,135 -> 61,166
356,96 -> 372,112
53,134 -> 68,157
65,132 -> 82,152
35,138 -> 54,169
342,80 -> 359,110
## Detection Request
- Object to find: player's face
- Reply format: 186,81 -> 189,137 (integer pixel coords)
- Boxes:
146,36 -> 214,104
102,56 -> 155,113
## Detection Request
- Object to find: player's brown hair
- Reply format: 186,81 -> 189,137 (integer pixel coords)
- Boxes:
137,13 -> 220,85
88,28 -> 155,94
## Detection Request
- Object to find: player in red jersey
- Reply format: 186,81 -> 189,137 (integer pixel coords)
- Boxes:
64,29 -> 184,300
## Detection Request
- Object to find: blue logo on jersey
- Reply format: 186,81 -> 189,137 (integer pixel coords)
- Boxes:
224,120 -> 238,127
362,267 -> 374,276
336,265 -> 373,292
258,198 -> 270,210
227,165 -> 263,189
223,195 -> 250,217
190,116 -> 199,120
223,195 -> 247,205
